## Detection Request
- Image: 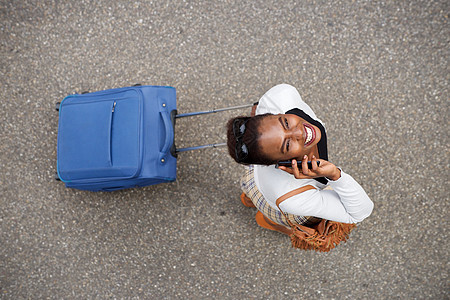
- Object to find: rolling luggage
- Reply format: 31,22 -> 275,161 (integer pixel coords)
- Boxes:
56,85 -> 251,191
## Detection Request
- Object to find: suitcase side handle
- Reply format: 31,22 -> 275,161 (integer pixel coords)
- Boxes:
160,110 -> 175,155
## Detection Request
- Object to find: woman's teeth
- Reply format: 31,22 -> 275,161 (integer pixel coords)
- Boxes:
305,126 -> 313,145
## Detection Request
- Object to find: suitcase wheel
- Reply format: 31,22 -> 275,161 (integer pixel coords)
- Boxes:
55,102 -> 60,111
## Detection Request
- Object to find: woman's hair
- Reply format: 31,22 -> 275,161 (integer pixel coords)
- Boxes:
226,113 -> 276,165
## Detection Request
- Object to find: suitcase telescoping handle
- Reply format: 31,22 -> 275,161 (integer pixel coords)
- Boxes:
175,104 -> 254,118
172,103 -> 255,155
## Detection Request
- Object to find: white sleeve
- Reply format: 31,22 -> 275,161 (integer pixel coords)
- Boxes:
278,170 -> 374,223
255,83 -> 319,120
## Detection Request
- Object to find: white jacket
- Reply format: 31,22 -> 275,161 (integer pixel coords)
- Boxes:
254,84 -> 374,223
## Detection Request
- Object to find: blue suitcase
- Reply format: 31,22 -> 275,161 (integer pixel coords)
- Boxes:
57,85 -> 177,191
56,85 -> 252,191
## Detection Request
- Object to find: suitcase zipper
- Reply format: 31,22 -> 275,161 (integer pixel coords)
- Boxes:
109,101 -> 117,165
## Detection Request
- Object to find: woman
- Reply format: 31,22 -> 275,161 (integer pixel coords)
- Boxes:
227,84 -> 373,236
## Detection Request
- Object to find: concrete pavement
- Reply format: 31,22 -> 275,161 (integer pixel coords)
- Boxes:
1,0 -> 448,298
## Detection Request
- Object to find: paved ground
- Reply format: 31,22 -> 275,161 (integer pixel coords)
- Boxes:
0,0 -> 448,299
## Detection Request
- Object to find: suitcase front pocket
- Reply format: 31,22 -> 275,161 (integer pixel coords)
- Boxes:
57,88 -> 143,182
58,100 -> 116,180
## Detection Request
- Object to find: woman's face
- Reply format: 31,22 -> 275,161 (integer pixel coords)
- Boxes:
257,114 -> 322,162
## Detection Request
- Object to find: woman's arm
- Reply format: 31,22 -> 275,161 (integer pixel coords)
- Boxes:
279,171 -> 374,223
278,156 -> 374,223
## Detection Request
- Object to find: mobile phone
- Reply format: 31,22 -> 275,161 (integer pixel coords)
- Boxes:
276,160 -> 320,169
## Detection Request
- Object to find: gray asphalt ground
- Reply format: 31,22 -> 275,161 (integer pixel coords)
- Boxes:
1,0 -> 448,299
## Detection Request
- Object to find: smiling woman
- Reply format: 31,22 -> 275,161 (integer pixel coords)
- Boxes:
226,84 -> 374,251
257,113 -> 322,162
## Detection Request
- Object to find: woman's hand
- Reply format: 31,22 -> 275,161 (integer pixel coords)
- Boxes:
250,103 -> 257,117
278,155 -> 341,181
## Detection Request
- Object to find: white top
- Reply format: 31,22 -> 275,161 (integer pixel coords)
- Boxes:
254,84 -> 374,223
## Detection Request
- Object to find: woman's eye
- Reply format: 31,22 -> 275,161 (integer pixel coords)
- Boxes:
284,118 -> 289,129
286,140 -> 290,152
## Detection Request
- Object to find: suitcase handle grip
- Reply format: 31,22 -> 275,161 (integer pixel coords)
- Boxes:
160,110 -> 174,154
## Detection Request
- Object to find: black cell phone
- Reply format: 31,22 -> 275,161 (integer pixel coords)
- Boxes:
276,160 -> 320,169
